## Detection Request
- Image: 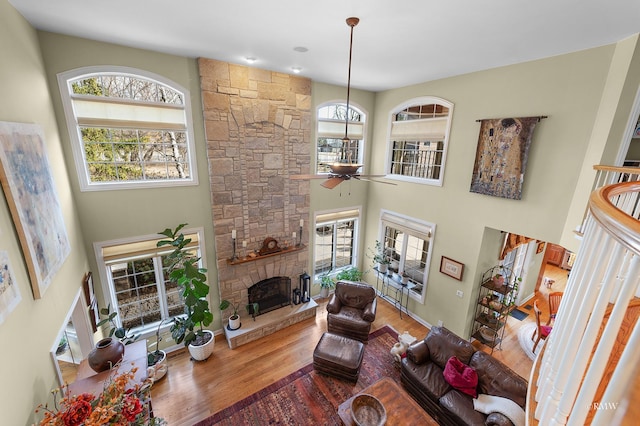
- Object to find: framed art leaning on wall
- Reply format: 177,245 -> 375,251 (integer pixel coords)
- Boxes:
0,121 -> 71,299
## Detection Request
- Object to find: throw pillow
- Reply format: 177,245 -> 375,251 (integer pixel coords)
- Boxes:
443,355 -> 478,397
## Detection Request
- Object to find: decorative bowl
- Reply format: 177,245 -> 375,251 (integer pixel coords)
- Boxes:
351,394 -> 387,426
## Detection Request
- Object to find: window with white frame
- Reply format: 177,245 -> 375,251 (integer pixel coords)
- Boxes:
316,103 -> 366,173
314,208 -> 360,278
380,211 -> 434,302
94,228 -> 204,334
387,98 -> 453,185
58,67 -> 198,191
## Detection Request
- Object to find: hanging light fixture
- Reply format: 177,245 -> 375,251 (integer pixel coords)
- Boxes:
333,16 -> 360,175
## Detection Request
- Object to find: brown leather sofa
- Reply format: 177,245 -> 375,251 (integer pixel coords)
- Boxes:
326,280 -> 377,342
401,326 -> 527,426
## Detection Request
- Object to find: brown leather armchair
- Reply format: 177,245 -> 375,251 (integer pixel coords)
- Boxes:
326,280 -> 377,342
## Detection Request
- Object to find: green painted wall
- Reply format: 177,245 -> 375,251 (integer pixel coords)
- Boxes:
0,2 -> 90,424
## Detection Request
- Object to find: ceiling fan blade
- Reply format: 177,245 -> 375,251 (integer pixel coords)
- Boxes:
321,177 -> 345,189
354,174 -> 388,178
353,176 -> 397,185
290,174 -> 327,180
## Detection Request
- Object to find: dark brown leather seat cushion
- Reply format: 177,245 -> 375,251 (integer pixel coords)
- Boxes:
470,351 -> 528,408
439,389 -> 487,426
313,332 -> 365,382
424,326 -> 476,368
401,357 -> 452,399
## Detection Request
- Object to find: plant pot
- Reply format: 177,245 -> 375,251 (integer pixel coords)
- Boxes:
88,337 -> 125,373
147,350 -> 168,382
401,275 -> 409,285
319,287 -> 329,298
378,263 -> 388,274
188,330 -> 215,361
228,315 -> 241,331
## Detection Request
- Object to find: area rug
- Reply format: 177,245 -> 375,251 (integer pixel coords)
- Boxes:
510,308 -> 529,321
517,322 -> 542,361
194,326 -> 400,426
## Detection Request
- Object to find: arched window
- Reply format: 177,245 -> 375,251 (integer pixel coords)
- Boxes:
316,102 -> 366,173
58,66 -> 198,191
387,97 -> 453,185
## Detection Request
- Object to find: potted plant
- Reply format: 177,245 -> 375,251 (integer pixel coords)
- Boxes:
158,223 -> 214,361
492,273 -> 505,287
147,319 -> 168,382
318,274 -> 336,298
336,267 -> 363,282
399,270 -> 410,285
367,240 -> 390,273
218,299 -> 258,330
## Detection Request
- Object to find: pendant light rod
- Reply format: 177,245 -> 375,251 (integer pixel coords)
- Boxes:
342,17 -> 359,162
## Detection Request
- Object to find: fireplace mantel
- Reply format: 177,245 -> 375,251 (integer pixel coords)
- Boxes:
226,244 -> 306,265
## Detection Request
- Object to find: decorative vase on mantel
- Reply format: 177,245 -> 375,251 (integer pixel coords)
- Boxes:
88,337 -> 125,373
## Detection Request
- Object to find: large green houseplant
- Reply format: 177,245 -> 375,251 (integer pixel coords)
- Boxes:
157,223 -> 214,360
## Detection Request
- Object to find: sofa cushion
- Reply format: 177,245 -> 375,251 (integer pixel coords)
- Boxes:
401,358 -> 452,399
470,351 -> 528,408
439,389 -> 486,426
443,356 -> 478,397
425,326 -> 476,369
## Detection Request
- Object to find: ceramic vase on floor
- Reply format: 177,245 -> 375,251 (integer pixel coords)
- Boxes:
188,330 -> 215,361
88,337 -> 125,372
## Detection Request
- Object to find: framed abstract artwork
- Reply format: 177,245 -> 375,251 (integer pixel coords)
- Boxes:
0,250 -> 21,325
470,116 -> 545,200
0,122 -> 70,299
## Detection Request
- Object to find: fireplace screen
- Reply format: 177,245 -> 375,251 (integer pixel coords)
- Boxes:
248,276 -> 291,316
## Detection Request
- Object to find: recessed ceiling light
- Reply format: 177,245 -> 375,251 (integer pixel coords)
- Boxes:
291,67 -> 302,74
293,46 -> 308,53
245,57 -> 257,63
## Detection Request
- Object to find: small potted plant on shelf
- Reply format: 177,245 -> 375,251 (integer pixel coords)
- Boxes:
400,271 -> 410,285
219,299 -> 259,329
158,223 -> 214,361
492,273 -> 505,287
367,240 -> 390,273
147,319 -> 168,382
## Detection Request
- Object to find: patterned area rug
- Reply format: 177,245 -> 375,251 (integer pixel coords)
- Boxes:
193,326 -> 400,426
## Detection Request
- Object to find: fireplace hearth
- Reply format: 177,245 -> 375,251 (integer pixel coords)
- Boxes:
248,276 -> 291,316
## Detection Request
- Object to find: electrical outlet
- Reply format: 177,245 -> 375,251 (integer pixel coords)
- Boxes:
456,290 -> 464,298
437,320 -> 444,327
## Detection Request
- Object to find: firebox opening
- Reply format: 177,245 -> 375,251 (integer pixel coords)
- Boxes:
248,276 -> 292,316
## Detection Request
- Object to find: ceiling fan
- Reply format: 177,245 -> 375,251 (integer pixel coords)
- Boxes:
291,17 -> 394,190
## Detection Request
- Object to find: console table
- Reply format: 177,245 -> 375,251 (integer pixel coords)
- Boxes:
67,339 -> 149,397
373,269 -> 414,319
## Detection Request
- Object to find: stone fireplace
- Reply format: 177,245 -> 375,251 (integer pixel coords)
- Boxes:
199,58 -> 316,349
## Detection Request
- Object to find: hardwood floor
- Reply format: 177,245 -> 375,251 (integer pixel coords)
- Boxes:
150,283 -> 553,425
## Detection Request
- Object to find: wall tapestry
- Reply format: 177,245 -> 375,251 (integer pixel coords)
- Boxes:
0,122 -> 70,299
469,116 -> 544,200
0,250 -> 21,324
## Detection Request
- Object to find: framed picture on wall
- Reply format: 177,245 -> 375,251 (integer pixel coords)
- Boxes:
440,256 -> 464,281
0,121 -> 71,299
536,241 -> 545,254
82,272 -> 94,307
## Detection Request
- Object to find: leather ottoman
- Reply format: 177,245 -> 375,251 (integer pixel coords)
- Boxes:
313,332 -> 365,382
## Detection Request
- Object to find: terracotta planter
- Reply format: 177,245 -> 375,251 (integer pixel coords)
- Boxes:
88,337 -> 125,373
188,330 -> 215,361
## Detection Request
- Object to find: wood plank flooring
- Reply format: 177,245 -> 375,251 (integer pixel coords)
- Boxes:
149,281 -> 553,425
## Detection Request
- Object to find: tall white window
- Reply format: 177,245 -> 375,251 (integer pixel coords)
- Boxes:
380,211 -> 434,303
313,208 -> 361,278
387,97 -> 453,186
58,66 -> 198,191
94,228 -> 205,335
316,102 -> 366,173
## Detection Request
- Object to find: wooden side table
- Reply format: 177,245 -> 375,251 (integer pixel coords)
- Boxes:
67,339 -> 148,397
338,377 -> 438,425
